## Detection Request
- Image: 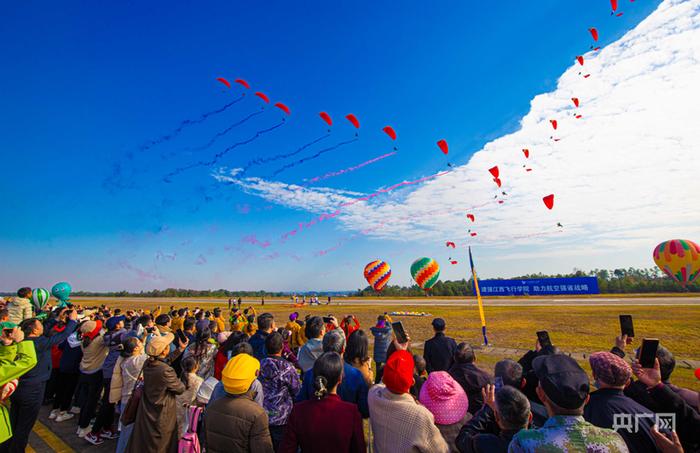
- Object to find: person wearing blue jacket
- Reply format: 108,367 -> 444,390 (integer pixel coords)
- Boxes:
296,330 -> 369,418
87,315 -> 127,443
4,312 -> 77,453
369,316 -> 393,384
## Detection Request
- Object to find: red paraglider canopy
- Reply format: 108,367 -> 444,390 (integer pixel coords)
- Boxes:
234,79 -> 250,89
572,97 -> 580,107
466,214 -> 475,222
437,139 -> 448,155
522,149 -> 530,158
576,56 -> 584,66
610,0 -> 618,12
543,194 -> 555,210
382,126 -> 397,140
445,241 -> 456,248
588,28 -> 599,42
345,114 -> 360,129
550,120 -> 558,130
216,77 -> 231,88
255,92 -> 270,103
274,103 -> 291,115
319,112 -> 333,126
488,166 -> 499,179
493,177 -> 502,188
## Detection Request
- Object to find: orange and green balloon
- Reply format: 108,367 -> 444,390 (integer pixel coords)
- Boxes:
364,260 -> 392,292
653,239 -> 700,287
410,257 -> 440,290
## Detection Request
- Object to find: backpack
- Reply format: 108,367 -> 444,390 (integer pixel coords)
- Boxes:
178,405 -> 203,453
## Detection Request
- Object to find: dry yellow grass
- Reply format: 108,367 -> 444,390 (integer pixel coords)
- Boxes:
89,298 -> 700,388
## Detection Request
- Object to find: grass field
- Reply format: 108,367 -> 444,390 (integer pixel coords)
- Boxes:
88,298 -> 700,388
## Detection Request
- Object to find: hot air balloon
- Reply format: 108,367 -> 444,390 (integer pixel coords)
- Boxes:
382,126 -> 397,140
588,28 -> 599,42
653,240 -> 700,287
32,288 -> 50,311
319,112 -> 333,127
51,282 -> 72,308
543,194 -> 555,210
234,79 -> 250,89
364,260 -> 392,292
345,114 -> 360,129
410,257 -> 440,291
274,103 -> 291,115
437,139 -> 448,155
216,77 -> 231,88
255,92 -> 270,104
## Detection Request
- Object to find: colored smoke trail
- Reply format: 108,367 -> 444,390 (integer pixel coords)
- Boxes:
303,151 -> 397,186
271,138 -> 359,177
187,110 -> 264,151
279,170 -> 452,242
139,95 -> 245,152
162,121 -> 285,182
239,134 -> 331,175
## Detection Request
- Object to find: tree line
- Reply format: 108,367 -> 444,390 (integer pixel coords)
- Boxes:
18,267 -> 691,298
352,267 -> 700,297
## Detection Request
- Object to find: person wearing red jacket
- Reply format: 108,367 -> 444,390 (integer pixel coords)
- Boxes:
279,352 -> 365,453
340,315 -> 360,339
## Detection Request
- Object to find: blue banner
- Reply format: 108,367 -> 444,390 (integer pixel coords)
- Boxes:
477,277 -> 599,296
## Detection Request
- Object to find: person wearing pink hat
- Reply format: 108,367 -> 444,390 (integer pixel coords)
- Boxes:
419,371 -> 471,452
368,343 -> 449,453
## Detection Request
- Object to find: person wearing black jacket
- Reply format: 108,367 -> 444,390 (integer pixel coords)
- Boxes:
456,385 -> 531,453
2,312 -> 77,453
583,351 -> 657,452
633,358 -> 700,452
423,318 -> 457,373
448,343 -> 493,414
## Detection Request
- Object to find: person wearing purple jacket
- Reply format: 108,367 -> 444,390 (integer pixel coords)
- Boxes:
85,315 -> 127,444
259,332 -> 301,450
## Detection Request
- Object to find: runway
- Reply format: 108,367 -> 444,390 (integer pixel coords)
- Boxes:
73,295 -> 700,307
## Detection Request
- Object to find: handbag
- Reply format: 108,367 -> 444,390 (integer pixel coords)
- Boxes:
121,362 -> 147,425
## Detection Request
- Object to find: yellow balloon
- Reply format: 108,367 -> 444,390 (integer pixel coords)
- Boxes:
653,239 -> 700,287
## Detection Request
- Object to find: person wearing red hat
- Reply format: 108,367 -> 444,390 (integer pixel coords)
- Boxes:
368,343 -> 449,453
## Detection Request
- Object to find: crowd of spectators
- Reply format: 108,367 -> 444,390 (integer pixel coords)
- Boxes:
0,287 -> 698,452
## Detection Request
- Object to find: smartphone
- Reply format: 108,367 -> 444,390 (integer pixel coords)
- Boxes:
639,338 -> 659,368
322,317 -> 333,323
495,376 -> 504,391
391,321 -> 408,344
619,315 -> 634,338
175,328 -> 187,344
536,331 -> 553,349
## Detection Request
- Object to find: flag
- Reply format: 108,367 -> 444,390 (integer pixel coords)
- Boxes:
469,246 -> 488,345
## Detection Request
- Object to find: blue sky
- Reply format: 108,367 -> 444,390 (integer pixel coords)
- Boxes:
2,0 -> 683,292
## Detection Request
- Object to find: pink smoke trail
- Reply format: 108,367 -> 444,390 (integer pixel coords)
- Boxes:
304,151 -> 397,186
280,170 -> 452,243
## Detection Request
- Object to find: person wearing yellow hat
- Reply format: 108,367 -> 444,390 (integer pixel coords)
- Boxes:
126,332 -> 186,453
205,354 -> 274,452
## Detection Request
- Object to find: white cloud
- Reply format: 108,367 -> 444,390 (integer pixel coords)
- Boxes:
214,0 -> 700,257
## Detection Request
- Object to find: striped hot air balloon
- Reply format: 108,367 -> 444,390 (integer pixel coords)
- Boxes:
32,288 -> 50,310
653,239 -> 700,287
364,260 -> 392,292
410,257 -> 441,291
